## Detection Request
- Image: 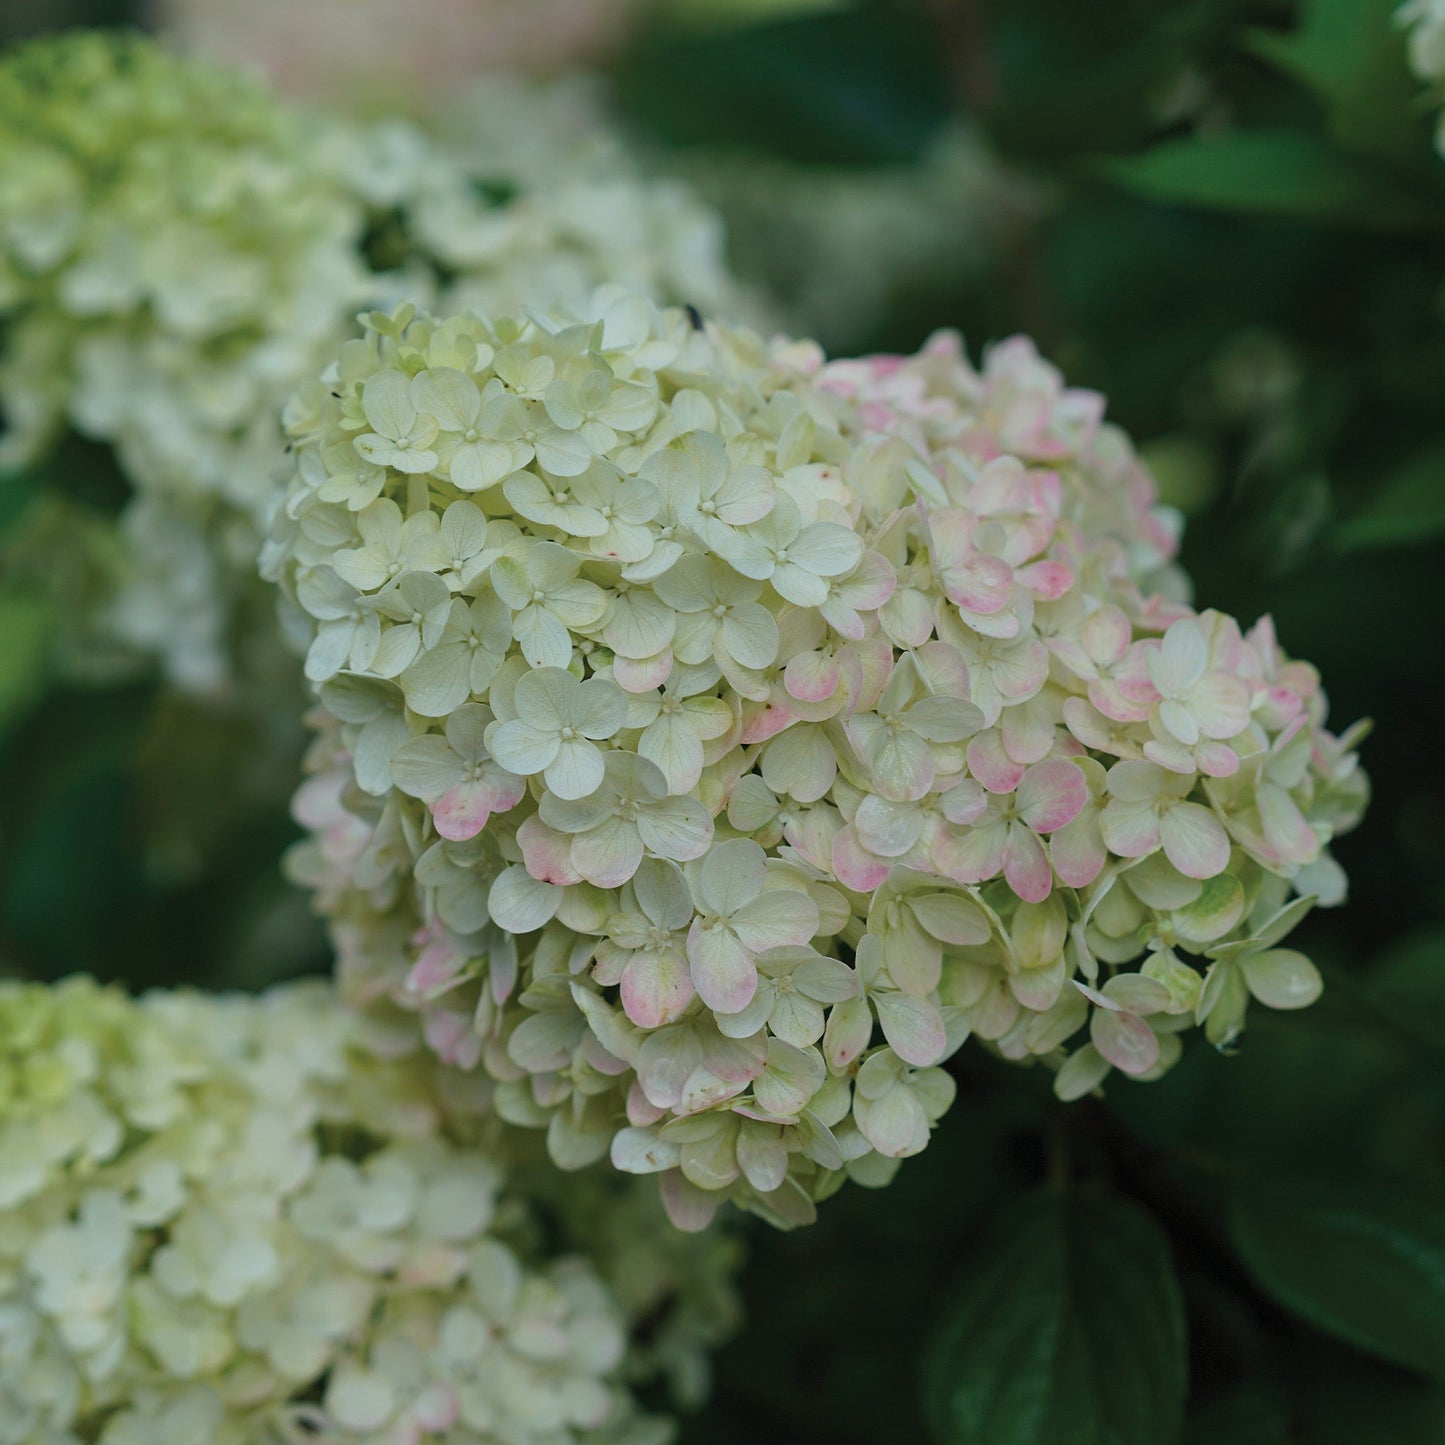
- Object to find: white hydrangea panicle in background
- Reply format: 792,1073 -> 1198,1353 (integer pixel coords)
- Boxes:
271,289 -> 1368,1232
0,975 -> 739,1444
317,74 -> 751,343
0,33 -> 751,694
0,33 -> 368,689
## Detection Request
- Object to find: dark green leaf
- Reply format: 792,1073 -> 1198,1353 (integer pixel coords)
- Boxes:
0,465 -> 42,537
922,1189 -> 1187,1445
1183,1382 -> 1290,1445
1229,1178 -> 1445,1381
984,1 -> 1216,159
1286,1339 -> 1445,1445
616,9 -> 950,164
1364,930 -> 1445,1050
1106,130 -> 1438,230
0,594 -> 51,735
1,751 -> 141,977
1244,0 -> 1431,162
656,0 -> 843,33
1335,444 -> 1445,553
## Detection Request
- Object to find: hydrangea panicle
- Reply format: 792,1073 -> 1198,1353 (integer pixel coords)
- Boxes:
273,290 -> 1369,1231
0,976 -> 739,1443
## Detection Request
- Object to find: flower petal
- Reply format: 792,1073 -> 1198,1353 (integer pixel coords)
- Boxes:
686,922 -> 758,1013
874,992 -> 947,1067
1089,1008 -> 1159,1076
545,738 -> 606,801
1159,801 -> 1230,879
620,946 -> 696,1028
1017,759 -> 1087,833
1239,948 -> 1322,1010
732,889 -> 819,954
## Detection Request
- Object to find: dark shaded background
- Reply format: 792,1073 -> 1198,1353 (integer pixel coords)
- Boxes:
3,2 -> 1444,1441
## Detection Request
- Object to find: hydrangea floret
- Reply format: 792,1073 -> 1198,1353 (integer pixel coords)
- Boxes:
0,33 -> 746,690
271,290 -> 1369,1231
0,975 -> 738,1444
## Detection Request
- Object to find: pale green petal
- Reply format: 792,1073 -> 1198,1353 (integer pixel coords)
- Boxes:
361,369 -> 415,439
443,702 -> 491,762
513,605 -> 573,670
1240,948 -> 1322,1010
545,738 -> 606,800
400,644 -> 472,717
411,367 -> 480,433
788,521 -> 863,577
488,866 -> 562,933
686,921 -> 757,1013
536,429 -> 593,477
390,736 -> 466,800
489,719 -> 560,777
732,889 -> 818,954
637,797 -> 713,862
719,604 -> 779,670
699,838 -> 766,916
571,817 -> 644,888
632,858 -> 693,931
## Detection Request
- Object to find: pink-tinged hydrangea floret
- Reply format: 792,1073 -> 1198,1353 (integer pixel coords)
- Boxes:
271,291 -> 1369,1231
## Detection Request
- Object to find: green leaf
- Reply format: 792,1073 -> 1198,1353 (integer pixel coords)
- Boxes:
1334,445 -> 1445,553
1183,1382 -> 1289,1445
0,595 -> 51,735
617,9 -> 950,164
1244,0 -> 1431,162
1229,1178 -> 1445,1381
1289,1344 -> 1445,1445
0,747 -> 141,979
922,1189 -> 1187,1445
1106,130 -> 1438,231
657,0 -> 844,32
1363,930 -> 1445,1051
0,465 -> 42,538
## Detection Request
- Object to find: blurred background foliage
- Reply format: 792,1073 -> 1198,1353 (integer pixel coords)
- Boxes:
2,1 -> 1445,1442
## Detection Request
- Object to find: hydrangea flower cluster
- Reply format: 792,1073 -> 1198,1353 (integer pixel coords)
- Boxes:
270,291 -> 1368,1230
0,32 -> 365,689
0,34 -> 744,690
1400,0 -> 1445,155
322,76 -> 745,356
0,974 -> 739,1445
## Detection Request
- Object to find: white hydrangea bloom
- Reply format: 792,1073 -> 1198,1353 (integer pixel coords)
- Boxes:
271,292 -> 1369,1232
0,975 -> 740,1441
0,34 -> 750,694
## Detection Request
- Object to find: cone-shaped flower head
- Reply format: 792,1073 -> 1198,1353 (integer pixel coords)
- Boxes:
272,291 -> 1369,1231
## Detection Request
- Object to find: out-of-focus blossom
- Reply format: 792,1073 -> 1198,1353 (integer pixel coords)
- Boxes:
0,974 -> 740,1443
156,0 -> 644,109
